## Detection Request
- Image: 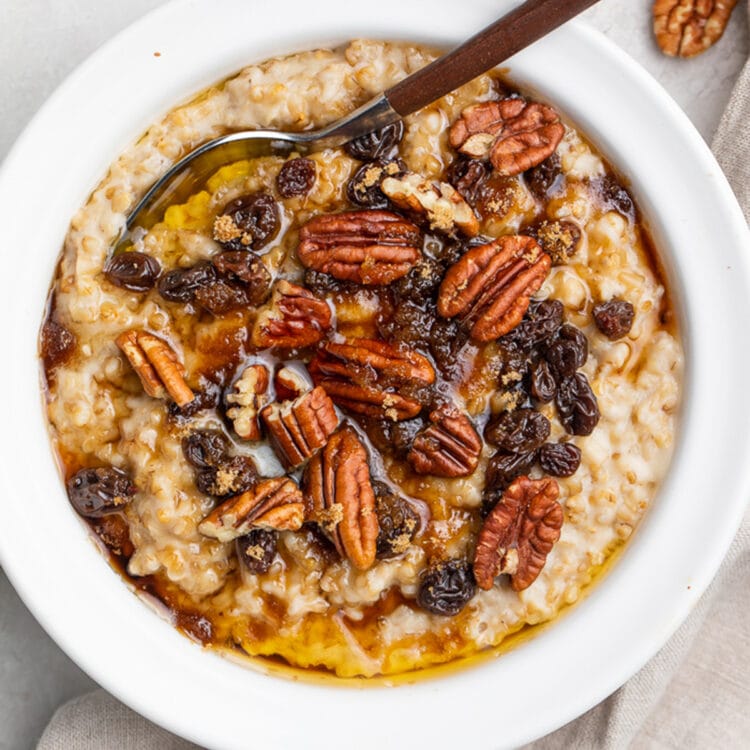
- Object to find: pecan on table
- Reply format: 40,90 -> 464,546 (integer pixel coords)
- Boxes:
303,426 -> 379,570
226,363 -> 270,441
297,210 -> 421,285
251,280 -> 332,350
380,172 -> 479,237
309,338 -> 436,422
473,476 -> 563,592
408,406 -> 482,477
437,235 -> 551,342
260,386 -> 339,469
116,329 -> 194,407
653,0 -> 738,57
199,476 -> 305,543
449,99 -> 565,176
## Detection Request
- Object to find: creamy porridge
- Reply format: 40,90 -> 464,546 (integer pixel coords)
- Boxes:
40,40 -> 683,678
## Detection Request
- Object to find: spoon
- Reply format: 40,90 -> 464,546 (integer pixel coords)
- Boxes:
120,0 -> 600,247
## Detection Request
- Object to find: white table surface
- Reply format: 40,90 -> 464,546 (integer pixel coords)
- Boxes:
0,1 -> 747,748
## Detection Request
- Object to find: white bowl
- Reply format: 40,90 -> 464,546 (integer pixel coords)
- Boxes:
1,1 -> 749,747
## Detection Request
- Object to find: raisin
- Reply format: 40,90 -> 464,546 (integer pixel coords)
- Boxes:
66,466 -> 137,518
525,152 -> 563,201
475,174 -> 518,220
168,383 -> 222,420
546,324 -> 588,379
416,560 -> 476,616
593,299 -> 635,340
393,257 -> 445,305
526,220 -> 581,265
530,360 -> 556,402
195,455 -> 258,498
374,483 -> 419,559
592,175 -> 635,220
158,261 -> 217,303
429,317 -> 469,381
363,416 -> 425,459
445,155 -> 489,204
556,372 -> 600,436
213,251 -> 272,305
217,193 -> 280,251
91,513 -> 134,558
539,442 -> 582,477
485,408 -> 550,453
378,300 -> 433,349
303,269 -> 344,296
485,450 -> 537,492
501,299 -> 563,352
182,430 -> 230,469
344,121 -> 404,161
194,279 -> 250,315
276,157 -> 316,198
346,159 -> 405,209
236,528 -> 277,574
104,251 -> 161,292
41,318 -> 76,371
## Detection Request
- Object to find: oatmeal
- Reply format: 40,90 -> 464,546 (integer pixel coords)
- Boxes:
40,41 -> 683,678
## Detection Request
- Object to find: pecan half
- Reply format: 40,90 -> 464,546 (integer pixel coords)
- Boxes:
226,364 -> 270,441
408,407 -> 482,477
303,426 -> 379,570
298,210 -> 421,285
653,0 -> 737,57
252,280 -> 331,349
473,476 -> 562,591
273,366 -> 310,401
380,172 -> 479,237
199,477 -> 304,542
260,386 -> 339,468
449,99 -> 565,176
116,330 -> 194,407
437,236 -> 551,342
309,338 -> 435,421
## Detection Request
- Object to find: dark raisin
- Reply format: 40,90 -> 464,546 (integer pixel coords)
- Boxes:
182,430 -> 230,469
276,157 -> 316,198
527,220 -> 581,265
213,251 -> 272,305
66,466 -> 136,518
556,372 -> 600,436
485,450 -> 537,492
158,261 -> 217,303
592,175 -> 635,220
104,251 -> 161,292
546,324 -> 588,379
593,299 -> 635,340
363,416 -> 425,459
501,299 -> 564,352
344,121 -> 404,161
194,279 -> 250,315
346,159 -> 405,209
416,560 -> 476,616
236,529 -> 277,574
304,269 -> 343,296
393,257 -> 445,305
41,318 -> 76,371
539,442 -> 582,477
196,455 -> 258,498
485,408 -> 550,453
378,300 -> 433,349
530,360 -> 556,402
217,193 -> 280,251
429,317 -> 469,381
168,383 -> 222,420
445,155 -> 489,204
525,152 -> 563,201
374,483 -> 419,558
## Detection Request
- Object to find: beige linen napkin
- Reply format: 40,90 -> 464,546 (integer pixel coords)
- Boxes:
37,23 -> 750,750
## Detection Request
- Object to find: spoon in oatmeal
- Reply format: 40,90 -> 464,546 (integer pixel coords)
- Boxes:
119,0 -> 600,247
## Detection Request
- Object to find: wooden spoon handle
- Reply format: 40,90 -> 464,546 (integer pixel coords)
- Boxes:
385,0 -> 601,117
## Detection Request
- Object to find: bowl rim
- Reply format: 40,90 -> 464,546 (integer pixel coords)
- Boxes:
1,1 -> 749,748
